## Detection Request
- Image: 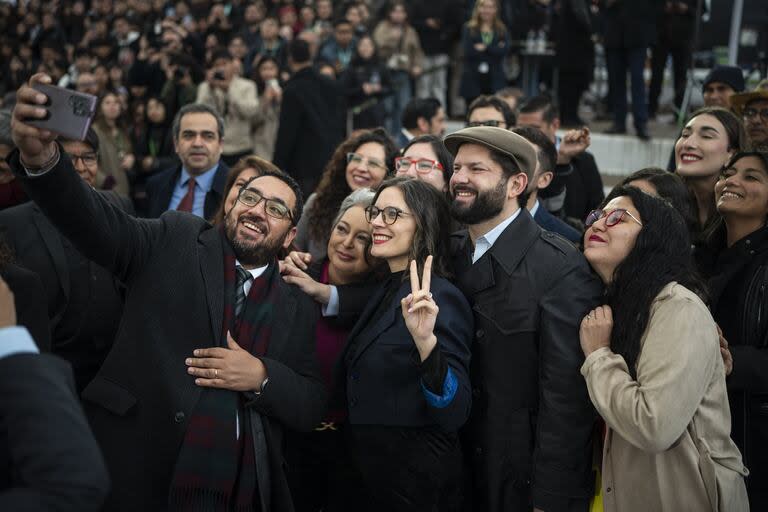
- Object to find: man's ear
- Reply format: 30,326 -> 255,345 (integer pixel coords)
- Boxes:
507,173 -> 528,200
537,171 -> 554,190
282,226 -> 298,249
416,116 -> 429,134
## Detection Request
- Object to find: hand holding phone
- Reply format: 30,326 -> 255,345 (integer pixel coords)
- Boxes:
26,83 -> 97,141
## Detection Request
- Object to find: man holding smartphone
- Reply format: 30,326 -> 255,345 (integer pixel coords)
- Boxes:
196,48 -> 260,166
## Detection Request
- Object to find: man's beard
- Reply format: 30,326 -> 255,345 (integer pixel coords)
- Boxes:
224,213 -> 286,267
450,177 -> 508,225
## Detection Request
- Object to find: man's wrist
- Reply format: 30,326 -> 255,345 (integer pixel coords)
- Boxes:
20,143 -> 60,175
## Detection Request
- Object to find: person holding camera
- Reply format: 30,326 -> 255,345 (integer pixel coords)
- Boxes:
196,48 -> 259,167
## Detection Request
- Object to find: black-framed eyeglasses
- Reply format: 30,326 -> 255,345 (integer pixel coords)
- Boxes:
743,107 -> 768,122
347,152 -> 387,173
394,156 -> 444,174
585,208 -> 643,228
364,205 -> 412,225
467,120 -> 504,128
237,187 -> 294,223
67,152 -> 98,167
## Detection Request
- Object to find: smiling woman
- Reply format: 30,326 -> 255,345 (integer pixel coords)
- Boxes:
674,107 -> 748,240
580,186 -> 749,511
293,128 -> 398,262
695,151 -> 768,506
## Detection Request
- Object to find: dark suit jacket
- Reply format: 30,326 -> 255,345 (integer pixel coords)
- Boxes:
451,210 -> 602,512
343,276 -> 473,430
459,24 -> 510,101
12,149 -> 327,512
563,151 -> 604,222
0,192 -> 132,391
143,161 -> 229,221
0,264 -> 51,351
273,66 -> 346,196
602,0 -> 662,49
0,351 -> 109,511
534,205 -> 582,244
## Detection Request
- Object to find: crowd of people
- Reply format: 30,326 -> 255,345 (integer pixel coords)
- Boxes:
1,1 -> 768,512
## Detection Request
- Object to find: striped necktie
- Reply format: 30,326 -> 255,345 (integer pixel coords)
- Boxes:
234,266 -> 252,318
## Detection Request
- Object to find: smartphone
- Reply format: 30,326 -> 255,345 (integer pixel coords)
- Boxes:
267,78 -> 281,93
27,83 -> 97,141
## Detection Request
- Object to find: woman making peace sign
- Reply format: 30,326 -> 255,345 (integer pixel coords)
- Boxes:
342,177 -> 473,511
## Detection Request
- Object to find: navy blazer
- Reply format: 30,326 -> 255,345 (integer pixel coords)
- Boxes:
343,275 -> 473,431
534,205 -> 582,244
143,161 -> 229,220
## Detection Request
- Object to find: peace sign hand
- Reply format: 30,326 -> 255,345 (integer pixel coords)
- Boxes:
402,256 -> 439,362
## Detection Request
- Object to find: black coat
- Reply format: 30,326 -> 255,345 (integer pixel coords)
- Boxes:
451,210 -> 602,512
601,0 -> 662,49
341,57 -> 391,130
11,149 -> 327,511
0,264 -> 51,352
555,0 -> 595,73
696,224 -> 768,496
0,351 -> 109,511
273,67 -> 346,196
0,193 -> 132,391
459,25 -> 510,101
143,161 -> 229,221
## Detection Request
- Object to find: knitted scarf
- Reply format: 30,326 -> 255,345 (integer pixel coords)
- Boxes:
169,234 -> 281,511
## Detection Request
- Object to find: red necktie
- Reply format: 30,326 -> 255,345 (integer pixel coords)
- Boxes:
176,177 -> 196,212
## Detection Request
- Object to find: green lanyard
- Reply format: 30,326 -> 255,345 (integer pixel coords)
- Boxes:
481,31 -> 494,47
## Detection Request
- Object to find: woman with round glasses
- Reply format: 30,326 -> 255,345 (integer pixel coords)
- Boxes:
395,134 -> 453,193
293,128 -> 398,263
696,151 -> 768,507
336,176 -> 473,511
578,186 -> 748,511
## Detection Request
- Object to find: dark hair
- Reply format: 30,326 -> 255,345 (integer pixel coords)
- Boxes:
213,155 -> 284,225
519,94 -> 560,124
373,177 -> 453,278
401,134 -> 454,184
599,186 -> 707,377
466,95 -> 516,128
724,150 -> 768,174
241,168 -> 305,226
309,128 -> 398,244
512,126 -> 556,173
253,55 -> 281,93
332,17 -> 353,28
171,103 -> 225,141
401,98 -> 442,131
287,38 -> 311,64
208,47 -> 233,66
618,167 -> 696,234
680,106 -> 748,153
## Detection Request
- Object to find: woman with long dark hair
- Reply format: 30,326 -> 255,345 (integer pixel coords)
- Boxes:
293,128 -> 397,262
396,134 -> 453,193
341,35 -> 391,130
344,177 -> 471,511
92,90 -> 134,197
674,107 -> 748,240
579,186 -> 748,510
696,150 -> 768,508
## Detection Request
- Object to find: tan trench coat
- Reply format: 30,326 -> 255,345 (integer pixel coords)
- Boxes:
582,282 -> 749,511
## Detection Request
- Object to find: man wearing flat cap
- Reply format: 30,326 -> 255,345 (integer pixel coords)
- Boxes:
731,88 -> 768,150
444,126 -> 602,512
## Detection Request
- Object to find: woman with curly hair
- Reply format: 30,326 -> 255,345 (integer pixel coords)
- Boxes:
293,128 -> 397,262
579,186 -> 748,511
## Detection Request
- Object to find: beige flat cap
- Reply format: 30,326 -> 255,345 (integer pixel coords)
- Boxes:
444,126 -> 537,179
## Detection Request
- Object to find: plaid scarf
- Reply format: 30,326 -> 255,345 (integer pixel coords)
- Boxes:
169,233 -> 281,511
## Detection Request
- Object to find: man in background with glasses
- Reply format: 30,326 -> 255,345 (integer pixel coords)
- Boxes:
465,95 -> 516,130
9,73 -> 326,512
732,89 -> 768,150
0,127 -> 133,393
